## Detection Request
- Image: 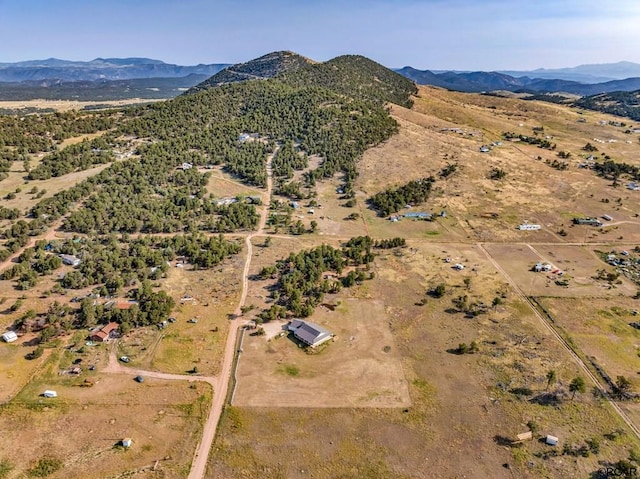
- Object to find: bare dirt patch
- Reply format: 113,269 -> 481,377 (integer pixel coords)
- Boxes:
234,298 -> 410,408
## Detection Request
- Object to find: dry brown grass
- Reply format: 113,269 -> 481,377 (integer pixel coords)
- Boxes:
357,87 -> 640,243
213,243 -> 640,478
0,98 -> 162,112
235,297 -> 410,408
150,260 -> 244,376
0,372 -> 210,478
483,243 -> 637,297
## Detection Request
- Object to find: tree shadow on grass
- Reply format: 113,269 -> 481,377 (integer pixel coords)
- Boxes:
529,392 -> 562,406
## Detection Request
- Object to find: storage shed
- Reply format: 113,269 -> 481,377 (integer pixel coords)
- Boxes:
1,331 -> 18,343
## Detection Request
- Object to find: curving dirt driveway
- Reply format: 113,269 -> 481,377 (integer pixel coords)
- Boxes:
186,147 -> 275,479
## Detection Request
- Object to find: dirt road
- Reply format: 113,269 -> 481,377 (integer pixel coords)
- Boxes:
104,349 -> 217,385
186,148 -> 275,479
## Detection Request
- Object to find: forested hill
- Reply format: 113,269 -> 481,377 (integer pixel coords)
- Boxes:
0,50 -> 414,246
188,51 -> 312,92
189,51 -> 417,108
575,90 -> 640,121
278,55 -> 417,108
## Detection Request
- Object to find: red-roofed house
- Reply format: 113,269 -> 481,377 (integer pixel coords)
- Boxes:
90,322 -> 119,343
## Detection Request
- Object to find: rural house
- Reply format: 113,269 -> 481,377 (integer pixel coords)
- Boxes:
90,322 -> 119,343
287,320 -> 333,347
60,254 -> 81,267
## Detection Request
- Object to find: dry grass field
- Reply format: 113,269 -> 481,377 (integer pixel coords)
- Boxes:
204,167 -> 263,199
0,373 -> 210,478
0,161 -> 111,218
0,99 -> 162,112
483,243 -> 638,297
212,243 -> 640,478
357,88 -> 640,244
150,260 -> 244,376
205,86 -> 640,477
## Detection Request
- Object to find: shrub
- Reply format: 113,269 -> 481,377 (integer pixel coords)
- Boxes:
28,457 -> 62,477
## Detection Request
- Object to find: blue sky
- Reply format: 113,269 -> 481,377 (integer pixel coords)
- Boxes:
2,0 -> 640,70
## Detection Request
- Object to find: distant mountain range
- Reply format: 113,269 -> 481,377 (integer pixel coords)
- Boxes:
3,56 -> 640,103
0,75 -> 211,102
394,66 -> 640,96
496,61 -> 640,83
0,57 -> 230,82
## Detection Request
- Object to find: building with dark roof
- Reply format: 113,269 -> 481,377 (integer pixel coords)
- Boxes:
287,320 -> 333,347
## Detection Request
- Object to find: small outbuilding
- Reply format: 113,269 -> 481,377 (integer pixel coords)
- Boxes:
1,331 -> 18,343
515,431 -> 533,443
43,390 -> 58,398
545,435 -> 559,446
121,438 -> 133,448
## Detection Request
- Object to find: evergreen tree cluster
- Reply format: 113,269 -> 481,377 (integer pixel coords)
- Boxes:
374,237 -> 406,249
278,55 -> 417,108
368,177 -> 435,216
258,237 -> 380,321
76,280 -> 175,333
0,110 -> 116,153
0,247 -> 62,290
28,135 -> 116,180
593,158 -> 640,183
502,131 -> 555,149
576,91 -> 640,121
272,139 -> 308,179
1,233 -> 241,292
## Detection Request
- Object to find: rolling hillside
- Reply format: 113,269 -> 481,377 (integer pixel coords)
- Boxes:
187,51 -> 313,92
576,90 -> 640,121
191,52 -> 418,108
396,66 -> 640,96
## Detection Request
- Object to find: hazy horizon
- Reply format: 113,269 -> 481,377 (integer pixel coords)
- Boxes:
2,0 -> 639,70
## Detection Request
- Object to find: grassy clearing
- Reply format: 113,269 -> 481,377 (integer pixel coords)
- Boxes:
152,257 -> 242,374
